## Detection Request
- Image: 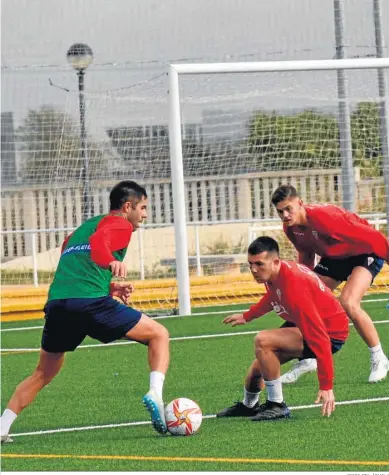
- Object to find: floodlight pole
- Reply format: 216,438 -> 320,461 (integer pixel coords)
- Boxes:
373,0 -> 389,234
67,43 -> 93,222
77,69 -> 90,221
334,0 -> 356,212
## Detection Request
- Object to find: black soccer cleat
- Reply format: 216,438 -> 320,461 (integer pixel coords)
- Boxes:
216,401 -> 260,418
251,400 -> 291,421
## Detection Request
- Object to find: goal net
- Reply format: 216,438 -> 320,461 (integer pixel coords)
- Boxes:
1,58 -> 389,318
169,58 -> 389,313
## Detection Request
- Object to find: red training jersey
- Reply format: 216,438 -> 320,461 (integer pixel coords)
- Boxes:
284,204 -> 389,269
242,261 -> 349,390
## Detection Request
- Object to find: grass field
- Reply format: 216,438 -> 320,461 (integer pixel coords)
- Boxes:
1,295 -> 389,472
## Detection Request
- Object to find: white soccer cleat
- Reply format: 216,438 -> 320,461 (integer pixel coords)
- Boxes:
368,355 -> 389,383
281,358 -> 318,384
142,388 -> 167,434
1,434 -> 13,444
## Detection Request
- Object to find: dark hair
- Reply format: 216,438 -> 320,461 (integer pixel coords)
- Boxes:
109,180 -> 147,210
271,185 -> 299,206
248,236 -> 280,256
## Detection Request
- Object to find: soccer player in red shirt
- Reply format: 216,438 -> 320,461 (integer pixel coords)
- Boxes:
216,236 -> 348,420
271,184 -> 389,384
0,181 -> 170,443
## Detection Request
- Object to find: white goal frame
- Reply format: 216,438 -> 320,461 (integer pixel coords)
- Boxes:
168,57 -> 389,315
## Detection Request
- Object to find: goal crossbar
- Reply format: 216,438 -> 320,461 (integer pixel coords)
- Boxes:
171,57 -> 389,75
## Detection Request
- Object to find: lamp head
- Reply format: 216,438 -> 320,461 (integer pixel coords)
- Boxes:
67,43 -> 93,71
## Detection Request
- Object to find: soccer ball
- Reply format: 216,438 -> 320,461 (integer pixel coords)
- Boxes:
165,398 -> 202,436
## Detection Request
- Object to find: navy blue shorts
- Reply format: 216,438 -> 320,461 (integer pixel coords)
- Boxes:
280,320 -> 345,359
41,297 -> 142,353
314,254 -> 384,283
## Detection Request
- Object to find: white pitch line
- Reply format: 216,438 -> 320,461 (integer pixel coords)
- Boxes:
2,325 -> 44,332
1,330 -> 261,353
2,320 -> 389,353
2,296 -> 388,332
354,319 -> 389,324
290,396 -> 389,410
9,396 -> 389,438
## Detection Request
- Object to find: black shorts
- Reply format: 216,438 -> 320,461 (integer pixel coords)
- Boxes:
314,254 -> 384,283
280,320 -> 345,359
41,297 -> 142,353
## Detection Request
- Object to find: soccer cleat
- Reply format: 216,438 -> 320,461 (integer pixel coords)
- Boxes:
216,401 -> 260,418
368,354 -> 389,383
251,400 -> 291,421
1,434 -> 13,444
280,358 -> 317,384
142,389 -> 167,434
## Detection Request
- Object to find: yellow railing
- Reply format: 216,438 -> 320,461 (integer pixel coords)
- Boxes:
1,266 -> 388,322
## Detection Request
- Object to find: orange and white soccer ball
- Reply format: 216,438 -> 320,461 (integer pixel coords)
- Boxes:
165,398 -> 202,436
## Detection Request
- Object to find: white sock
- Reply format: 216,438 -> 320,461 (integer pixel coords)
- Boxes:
300,358 -> 315,366
369,344 -> 384,358
264,378 -> 283,404
0,409 -> 17,436
243,388 -> 260,408
149,371 -> 165,400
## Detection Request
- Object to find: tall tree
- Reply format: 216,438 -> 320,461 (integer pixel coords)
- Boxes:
18,106 -> 112,184
351,102 -> 382,177
247,109 -> 340,171
247,104 -> 383,177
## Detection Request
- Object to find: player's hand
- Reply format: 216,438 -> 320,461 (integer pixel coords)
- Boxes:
109,261 -> 127,278
223,313 -> 247,327
110,282 -> 134,304
315,389 -> 335,417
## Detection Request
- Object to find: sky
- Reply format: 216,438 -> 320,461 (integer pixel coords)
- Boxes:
1,0 -> 389,135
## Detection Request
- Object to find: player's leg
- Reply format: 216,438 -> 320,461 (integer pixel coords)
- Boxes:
245,358 -> 266,396
340,265 -> 389,383
314,274 -> 340,291
254,326 -> 304,382
123,314 -> 169,434
1,299 -> 85,443
85,298 -> 170,434
124,314 -> 169,375
218,327 -> 304,421
0,350 -> 64,442
216,359 -> 265,418
251,327 -> 306,421
279,320 -> 321,384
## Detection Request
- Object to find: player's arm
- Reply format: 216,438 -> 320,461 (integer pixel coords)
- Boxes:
223,292 -> 273,327
298,251 -> 316,270
284,226 -> 315,268
309,207 -> 389,261
242,292 -> 273,322
89,216 -> 133,274
297,304 -> 336,418
110,282 -> 134,304
290,292 -> 334,392
60,234 -> 73,253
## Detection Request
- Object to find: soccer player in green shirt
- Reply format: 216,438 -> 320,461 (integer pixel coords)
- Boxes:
1,180 -> 170,441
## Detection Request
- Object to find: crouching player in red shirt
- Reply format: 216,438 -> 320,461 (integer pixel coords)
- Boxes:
0,180 -> 170,443
217,236 -> 348,421
272,185 -> 389,384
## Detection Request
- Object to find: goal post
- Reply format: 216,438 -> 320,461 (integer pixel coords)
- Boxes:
168,57 -> 389,315
168,67 -> 191,316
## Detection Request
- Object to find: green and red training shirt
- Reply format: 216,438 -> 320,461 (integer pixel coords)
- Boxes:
48,214 -> 133,301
